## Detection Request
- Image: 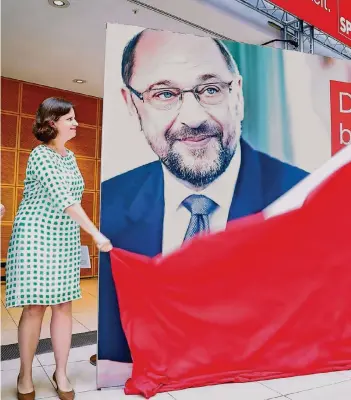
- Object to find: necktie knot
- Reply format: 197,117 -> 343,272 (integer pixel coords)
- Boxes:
182,195 -> 218,241
182,194 -> 218,216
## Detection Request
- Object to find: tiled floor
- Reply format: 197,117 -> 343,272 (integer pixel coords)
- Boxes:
1,279 -> 351,399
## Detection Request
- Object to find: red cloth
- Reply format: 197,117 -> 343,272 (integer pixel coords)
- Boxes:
110,163 -> 351,398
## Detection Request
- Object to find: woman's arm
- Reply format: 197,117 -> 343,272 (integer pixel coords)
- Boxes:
28,147 -> 112,252
65,203 -> 112,252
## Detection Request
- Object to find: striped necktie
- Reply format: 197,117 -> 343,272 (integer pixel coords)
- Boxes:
182,194 -> 218,241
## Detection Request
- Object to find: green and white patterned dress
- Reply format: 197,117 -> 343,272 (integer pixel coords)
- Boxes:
5,145 -> 85,308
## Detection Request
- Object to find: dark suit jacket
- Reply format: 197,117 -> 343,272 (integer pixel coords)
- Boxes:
98,139 -> 308,362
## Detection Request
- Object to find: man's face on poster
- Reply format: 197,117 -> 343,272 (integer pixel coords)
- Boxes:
122,30 -> 244,188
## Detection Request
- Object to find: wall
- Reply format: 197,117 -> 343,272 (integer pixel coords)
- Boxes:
1,77 -> 102,279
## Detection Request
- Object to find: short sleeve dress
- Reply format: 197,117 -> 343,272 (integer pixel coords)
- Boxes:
5,145 -> 85,308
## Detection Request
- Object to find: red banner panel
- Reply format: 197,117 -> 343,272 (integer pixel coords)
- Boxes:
269,0 -> 351,46
330,80 -> 351,155
110,162 -> 351,398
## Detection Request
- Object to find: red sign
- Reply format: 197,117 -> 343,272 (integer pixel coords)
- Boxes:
330,80 -> 351,155
269,0 -> 351,46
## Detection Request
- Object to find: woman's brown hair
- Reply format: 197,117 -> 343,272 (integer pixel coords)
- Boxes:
32,97 -> 74,143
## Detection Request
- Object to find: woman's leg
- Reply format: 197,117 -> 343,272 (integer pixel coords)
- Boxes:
50,301 -> 73,391
18,305 -> 47,393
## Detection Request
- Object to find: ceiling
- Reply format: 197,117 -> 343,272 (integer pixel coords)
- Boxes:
1,0 -> 342,98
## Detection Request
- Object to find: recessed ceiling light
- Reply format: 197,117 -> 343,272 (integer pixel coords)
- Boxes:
73,79 -> 86,84
48,0 -> 70,8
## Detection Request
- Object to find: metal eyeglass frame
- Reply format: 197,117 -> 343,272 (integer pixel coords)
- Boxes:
126,81 -> 233,106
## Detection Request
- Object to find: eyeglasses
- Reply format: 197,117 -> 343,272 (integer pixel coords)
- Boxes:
127,81 -> 233,111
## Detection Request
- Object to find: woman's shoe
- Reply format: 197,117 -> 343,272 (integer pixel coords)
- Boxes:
89,354 -> 96,366
17,376 -> 35,400
52,372 -> 75,400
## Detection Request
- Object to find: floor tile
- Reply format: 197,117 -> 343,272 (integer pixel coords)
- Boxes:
43,361 -> 97,393
1,329 -> 18,345
339,369 -> 351,378
72,312 -> 97,331
1,356 -> 40,371
261,372 -> 349,395
7,307 -> 23,325
39,323 -> 52,340
80,279 -> 98,298
1,310 -> 17,330
286,380 -> 351,399
72,294 -> 98,313
72,319 -> 91,334
75,389 -> 172,399
37,345 -> 96,366
1,318 -> 17,330
97,359 -> 132,388
1,302 -> 9,313
170,381 -> 282,400
1,366 -> 57,399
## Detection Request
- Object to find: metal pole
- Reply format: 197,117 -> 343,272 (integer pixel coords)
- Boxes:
310,26 -> 315,54
283,25 -> 288,50
298,19 -> 304,52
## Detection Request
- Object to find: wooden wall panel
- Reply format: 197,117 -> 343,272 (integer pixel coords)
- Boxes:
1,150 -> 16,185
81,261 -> 95,277
1,77 -> 102,279
96,160 -> 101,191
1,187 -> 15,223
97,128 -> 102,159
81,191 -> 95,221
92,257 -> 99,276
98,99 -> 103,128
94,191 -> 100,227
76,158 -> 96,191
1,225 -> 13,260
19,116 -> 39,151
1,114 -> 18,148
67,126 -> 97,158
16,187 -> 24,209
22,84 -> 65,116
17,151 -> 30,185
1,78 -> 20,113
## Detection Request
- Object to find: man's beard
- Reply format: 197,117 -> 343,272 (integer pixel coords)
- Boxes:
159,123 -> 236,188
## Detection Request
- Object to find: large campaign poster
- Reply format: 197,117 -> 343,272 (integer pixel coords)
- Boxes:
97,22 -> 350,389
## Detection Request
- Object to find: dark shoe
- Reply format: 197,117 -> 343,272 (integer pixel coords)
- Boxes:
52,372 -> 75,400
89,354 -> 96,366
17,376 -> 35,400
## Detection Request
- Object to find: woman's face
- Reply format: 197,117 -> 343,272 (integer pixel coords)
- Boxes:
54,108 -> 78,142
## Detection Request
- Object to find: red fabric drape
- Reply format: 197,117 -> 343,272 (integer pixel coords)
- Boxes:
110,163 -> 351,398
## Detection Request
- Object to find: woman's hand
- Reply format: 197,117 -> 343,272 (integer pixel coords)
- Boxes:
98,241 -> 113,252
93,232 -> 113,252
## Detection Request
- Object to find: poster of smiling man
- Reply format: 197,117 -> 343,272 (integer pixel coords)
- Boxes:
96,22 -> 350,389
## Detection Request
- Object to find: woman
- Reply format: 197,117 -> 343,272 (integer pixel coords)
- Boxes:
5,97 -> 112,400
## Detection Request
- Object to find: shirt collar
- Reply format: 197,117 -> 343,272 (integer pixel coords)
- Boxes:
162,141 -> 241,212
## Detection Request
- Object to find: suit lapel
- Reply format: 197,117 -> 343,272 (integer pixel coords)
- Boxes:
228,140 -> 265,221
121,163 -> 164,257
